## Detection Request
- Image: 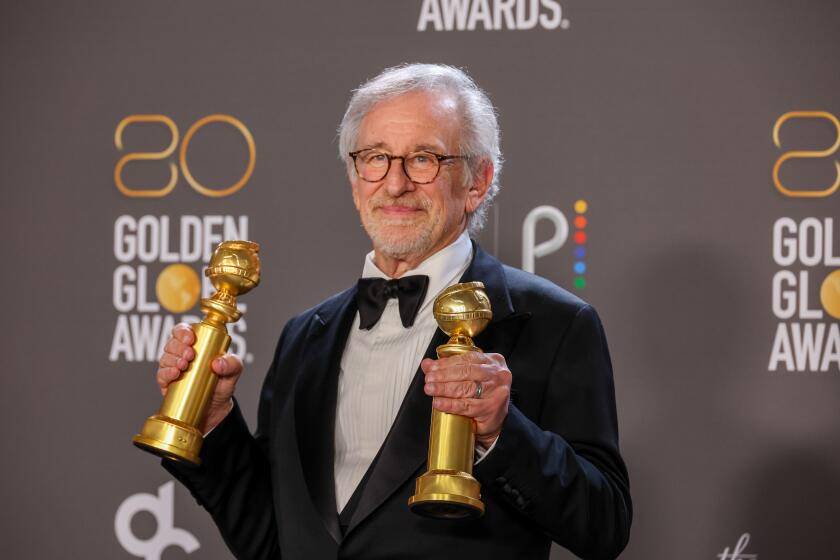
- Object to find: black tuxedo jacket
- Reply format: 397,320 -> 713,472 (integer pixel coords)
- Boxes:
165,243 -> 631,560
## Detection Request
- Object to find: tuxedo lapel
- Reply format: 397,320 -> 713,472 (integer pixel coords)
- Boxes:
467,243 -> 531,359
344,242 -> 530,534
293,287 -> 358,545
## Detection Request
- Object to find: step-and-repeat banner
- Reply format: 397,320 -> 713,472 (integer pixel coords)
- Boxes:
2,1 -> 838,559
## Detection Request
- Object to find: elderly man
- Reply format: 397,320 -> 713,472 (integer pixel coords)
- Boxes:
157,63 -> 631,560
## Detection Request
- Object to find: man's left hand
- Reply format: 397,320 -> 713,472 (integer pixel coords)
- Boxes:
421,352 -> 512,448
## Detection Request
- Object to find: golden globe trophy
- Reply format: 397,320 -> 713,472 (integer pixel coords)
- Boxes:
133,240 -> 261,465
408,281 -> 492,519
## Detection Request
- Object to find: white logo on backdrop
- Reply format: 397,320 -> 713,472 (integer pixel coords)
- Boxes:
109,214 -> 253,364
717,533 -> 756,560
522,205 -> 569,273
417,0 -> 570,32
768,217 -> 840,372
115,482 -> 199,560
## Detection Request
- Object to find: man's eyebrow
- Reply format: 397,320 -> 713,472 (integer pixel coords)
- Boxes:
356,142 -> 388,151
413,143 -> 447,153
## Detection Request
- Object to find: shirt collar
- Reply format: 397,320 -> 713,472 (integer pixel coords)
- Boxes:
361,231 -> 473,313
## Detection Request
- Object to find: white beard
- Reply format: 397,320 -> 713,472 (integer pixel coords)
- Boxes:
360,196 -> 439,259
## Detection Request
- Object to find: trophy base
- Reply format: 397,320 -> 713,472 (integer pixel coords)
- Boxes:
132,415 -> 203,465
408,471 -> 484,519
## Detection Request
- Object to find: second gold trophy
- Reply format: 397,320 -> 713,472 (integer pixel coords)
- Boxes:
408,281 -> 492,519
133,240 -> 261,465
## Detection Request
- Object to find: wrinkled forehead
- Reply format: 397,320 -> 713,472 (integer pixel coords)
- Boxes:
357,90 -> 464,151
370,88 -> 461,117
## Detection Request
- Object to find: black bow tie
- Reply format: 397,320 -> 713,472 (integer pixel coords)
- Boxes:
356,275 -> 430,330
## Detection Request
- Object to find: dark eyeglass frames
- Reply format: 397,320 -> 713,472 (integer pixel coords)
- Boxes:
349,149 -> 469,184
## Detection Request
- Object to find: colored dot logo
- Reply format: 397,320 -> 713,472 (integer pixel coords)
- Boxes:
156,264 -> 201,313
573,200 -> 587,289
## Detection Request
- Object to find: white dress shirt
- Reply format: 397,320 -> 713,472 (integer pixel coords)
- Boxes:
333,232 -> 474,512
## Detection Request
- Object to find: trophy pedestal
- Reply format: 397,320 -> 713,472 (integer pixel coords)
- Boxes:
133,319 -> 232,465
409,403 -> 485,519
408,470 -> 484,519
133,415 -> 203,464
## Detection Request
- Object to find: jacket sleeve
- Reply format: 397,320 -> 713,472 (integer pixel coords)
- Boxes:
474,304 -> 632,560
161,325 -> 291,560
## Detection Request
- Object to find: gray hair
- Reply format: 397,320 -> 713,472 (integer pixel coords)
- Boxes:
338,63 -> 502,234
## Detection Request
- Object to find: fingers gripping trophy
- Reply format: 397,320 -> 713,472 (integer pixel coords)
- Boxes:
133,240 -> 260,465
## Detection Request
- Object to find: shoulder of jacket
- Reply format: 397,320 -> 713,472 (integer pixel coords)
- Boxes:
501,264 -> 591,318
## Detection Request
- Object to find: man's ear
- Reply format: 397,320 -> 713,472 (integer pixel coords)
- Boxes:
464,159 -> 494,214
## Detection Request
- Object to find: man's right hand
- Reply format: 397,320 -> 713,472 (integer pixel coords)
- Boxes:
156,322 -> 244,434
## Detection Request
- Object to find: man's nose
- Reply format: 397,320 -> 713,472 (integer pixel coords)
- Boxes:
383,158 -> 415,196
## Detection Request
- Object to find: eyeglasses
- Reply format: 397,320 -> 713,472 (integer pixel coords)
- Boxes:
348,149 -> 469,184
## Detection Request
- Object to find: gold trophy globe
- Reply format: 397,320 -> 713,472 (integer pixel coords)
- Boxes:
408,281 -> 492,518
133,240 -> 261,465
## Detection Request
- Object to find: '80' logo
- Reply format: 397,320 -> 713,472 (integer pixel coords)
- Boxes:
114,114 -> 256,198
772,110 -> 840,198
